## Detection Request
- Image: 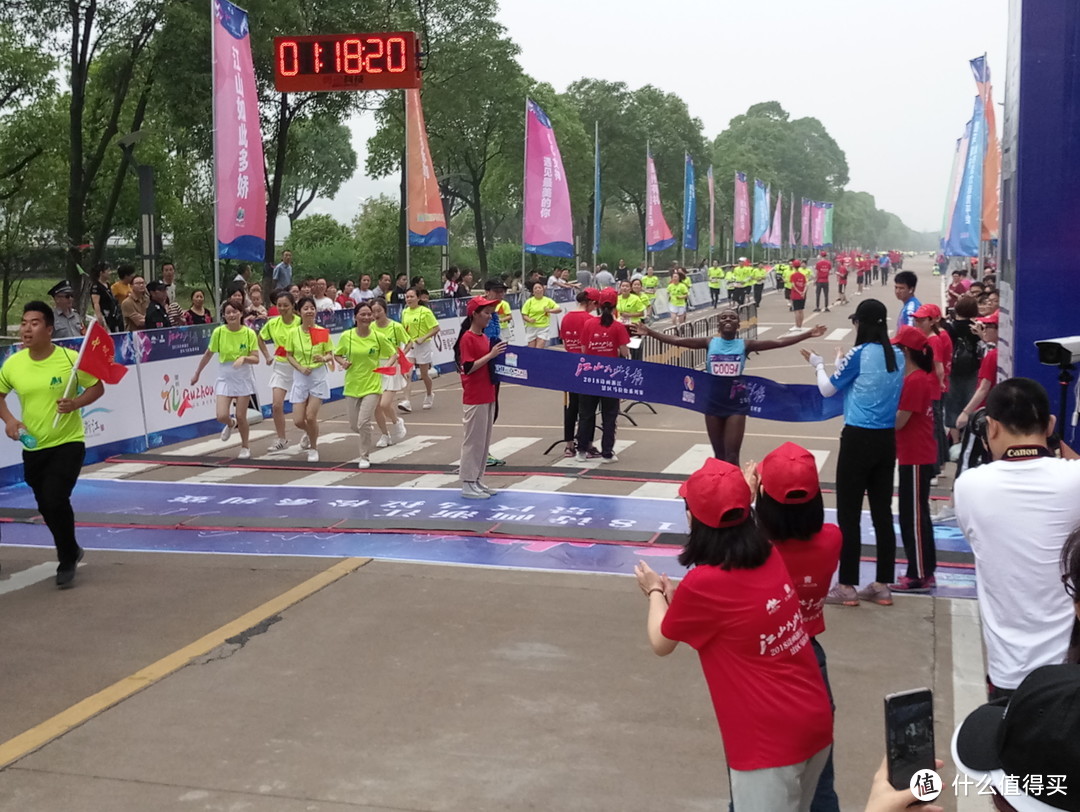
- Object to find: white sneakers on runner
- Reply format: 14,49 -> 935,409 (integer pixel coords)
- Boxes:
422,394 -> 434,410
391,418 -> 407,443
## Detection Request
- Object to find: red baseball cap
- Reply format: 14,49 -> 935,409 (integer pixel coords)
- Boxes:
913,303 -> 942,319
820,251 -> 827,257
678,458 -> 752,529
597,288 -> 618,306
466,296 -> 499,316
758,442 -> 820,504
792,260 -> 801,268
584,287 -> 602,302
976,310 -> 1000,325
892,324 -> 929,351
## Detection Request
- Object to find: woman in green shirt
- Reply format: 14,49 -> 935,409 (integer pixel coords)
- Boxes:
401,288 -> 440,411
334,300 -> 396,469
191,300 -> 260,459
284,297 -> 335,463
257,291 -> 300,452
520,282 -> 562,348
370,298 -> 409,448
631,278 -> 652,323
616,280 -> 648,326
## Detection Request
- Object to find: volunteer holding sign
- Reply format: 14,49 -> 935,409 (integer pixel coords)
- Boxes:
634,310 -> 824,464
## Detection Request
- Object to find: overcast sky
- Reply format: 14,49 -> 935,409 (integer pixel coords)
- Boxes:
307,0 -> 1008,236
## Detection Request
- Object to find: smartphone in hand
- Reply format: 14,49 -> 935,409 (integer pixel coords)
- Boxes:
885,688 -> 935,791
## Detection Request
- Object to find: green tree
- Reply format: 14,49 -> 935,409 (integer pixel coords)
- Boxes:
282,116 -> 357,225
288,213 -> 351,250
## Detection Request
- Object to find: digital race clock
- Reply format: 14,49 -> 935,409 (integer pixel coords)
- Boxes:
273,32 -> 421,92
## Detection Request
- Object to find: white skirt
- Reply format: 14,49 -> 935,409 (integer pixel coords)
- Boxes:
408,340 -> 434,366
214,360 -> 256,398
268,362 -> 294,392
525,324 -> 549,342
669,304 -> 687,315
289,365 -> 330,403
380,361 -> 406,392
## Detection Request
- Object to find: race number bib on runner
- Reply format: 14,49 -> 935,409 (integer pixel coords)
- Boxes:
710,360 -> 741,376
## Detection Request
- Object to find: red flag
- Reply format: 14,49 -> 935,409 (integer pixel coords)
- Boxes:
310,326 -> 330,345
397,347 -> 414,376
77,321 -> 127,384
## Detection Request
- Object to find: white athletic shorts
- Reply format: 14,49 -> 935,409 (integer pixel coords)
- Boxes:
268,362 -> 294,393
289,364 -> 330,403
669,304 -> 687,315
409,340 -> 434,366
214,360 -> 256,398
525,324 -> 549,342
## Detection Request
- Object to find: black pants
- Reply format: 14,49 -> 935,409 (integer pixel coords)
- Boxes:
815,282 -> 829,309
710,287 -> 721,307
752,283 -> 764,307
898,464 -> 935,580
563,391 -> 579,444
836,426 -> 897,585
577,395 -> 618,457
731,287 -> 745,306
23,442 -> 85,568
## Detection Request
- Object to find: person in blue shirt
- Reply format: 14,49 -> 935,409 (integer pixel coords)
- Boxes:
893,270 -> 921,329
802,298 -> 904,607
877,252 -> 891,286
635,309 -> 825,464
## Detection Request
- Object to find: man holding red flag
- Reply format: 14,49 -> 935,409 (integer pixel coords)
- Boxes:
0,304 -> 122,588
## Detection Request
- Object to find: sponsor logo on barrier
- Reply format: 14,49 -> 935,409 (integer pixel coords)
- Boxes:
433,327 -> 458,353
495,363 -> 528,380
503,352 -> 519,367
682,374 -> 696,404
160,374 -> 214,417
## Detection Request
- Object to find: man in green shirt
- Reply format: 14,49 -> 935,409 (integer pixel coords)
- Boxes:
707,264 -> 725,308
0,302 -> 104,587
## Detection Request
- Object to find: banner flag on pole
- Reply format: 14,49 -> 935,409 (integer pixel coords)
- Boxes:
822,202 -> 834,247
646,150 -> 675,252
405,89 -> 448,247
940,130 -> 967,245
707,165 -> 715,253
765,188 -> 782,248
971,54 -> 1001,241
800,198 -> 811,249
752,179 -> 770,244
682,153 -> 697,252
810,202 -> 826,248
944,96 -> 986,257
523,99 -> 574,258
733,172 -> 751,246
788,191 -> 795,248
592,121 -> 601,257
212,0 -> 266,262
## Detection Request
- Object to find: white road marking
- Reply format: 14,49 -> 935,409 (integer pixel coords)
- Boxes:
506,476 -> 573,492
949,598 -> 985,812
628,482 -> 682,499
809,449 -> 830,473
183,467 -> 258,484
368,435 -> 451,464
824,328 -> 852,342
754,326 -> 772,337
287,471 -> 359,488
161,429 -> 274,457
396,474 -> 460,489
83,463 -> 159,480
452,436 -> 541,466
550,440 -> 635,469
661,444 -> 715,475
0,563 -> 57,596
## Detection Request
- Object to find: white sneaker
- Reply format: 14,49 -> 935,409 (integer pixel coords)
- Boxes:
475,481 -> 498,495
930,477 -> 940,486
422,394 -> 434,410
220,420 -> 234,442
376,434 -> 390,449
576,451 -> 588,463
601,454 -> 619,464
268,438 -> 289,452
300,435 -> 311,450
460,481 -> 490,500
237,447 -> 251,460
932,505 -> 956,524
391,418 -> 407,443
306,449 -> 319,463
398,400 -> 412,413
357,459 -> 371,469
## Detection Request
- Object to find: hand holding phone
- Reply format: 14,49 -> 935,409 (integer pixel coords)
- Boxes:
884,688 -> 935,792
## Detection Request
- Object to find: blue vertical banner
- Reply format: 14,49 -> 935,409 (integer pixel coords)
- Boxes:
752,178 -> 770,243
592,121 -> 601,258
944,96 -> 986,257
683,153 -> 697,251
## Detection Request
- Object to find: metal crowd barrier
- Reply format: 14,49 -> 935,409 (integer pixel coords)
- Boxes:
640,302 -> 758,369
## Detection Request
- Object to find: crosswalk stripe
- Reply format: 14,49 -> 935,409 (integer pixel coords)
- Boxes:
183,467 -> 258,484
754,326 -> 772,337
550,439 -> 635,469
452,436 -> 541,466
262,432 -> 356,459
506,476 -> 572,492
809,449 -> 830,473
288,471 -> 359,488
824,328 -> 852,342
162,428 -> 275,457
397,474 -> 460,489
368,435 -> 451,464
628,482 -> 682,499
84,462 -> 159,480
661,443 -> 715,475
0,563 -> 58,596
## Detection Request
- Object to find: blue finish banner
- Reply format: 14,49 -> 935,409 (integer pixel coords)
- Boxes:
752,178 -> 770,244
944,95 -> 985,258
683,153 -> 697,251
493,347 -> 843,422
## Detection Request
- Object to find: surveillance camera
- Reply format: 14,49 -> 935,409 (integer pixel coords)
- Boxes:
1035,336 -> 1080,366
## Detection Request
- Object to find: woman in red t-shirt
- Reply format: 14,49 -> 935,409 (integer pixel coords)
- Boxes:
575,288 -> 630,464
748,442 -> 843,811
454,296 -> 508,500
891,326 -> 939,591
558,288 -> 599,457
913,303 -> 953,476
634,459 -> 833,810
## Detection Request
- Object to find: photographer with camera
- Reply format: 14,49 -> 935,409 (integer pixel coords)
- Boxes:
954,377 -> 1080,701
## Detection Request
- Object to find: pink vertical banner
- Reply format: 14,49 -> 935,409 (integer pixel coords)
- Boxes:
788,191 -> 796,248
523,99 -> 574,258
733,171 -> 750,245
811,202 -> 826,248
212,0 -> 266,262
406,89 -> 448,246
646,152 -> 675,251
800,199 -> 811,249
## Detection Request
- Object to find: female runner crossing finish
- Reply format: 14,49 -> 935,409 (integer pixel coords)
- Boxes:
634,309 -> 825,464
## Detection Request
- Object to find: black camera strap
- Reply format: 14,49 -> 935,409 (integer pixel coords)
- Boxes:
1001,445 -> 1054,461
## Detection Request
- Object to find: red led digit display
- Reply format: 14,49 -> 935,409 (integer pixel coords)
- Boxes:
273,32 -> 421,92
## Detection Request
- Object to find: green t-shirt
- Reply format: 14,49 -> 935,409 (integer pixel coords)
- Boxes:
284,326 -> 333,369
617,293 -> 648,323
708,266 -> 726,289
667,282 -> 689,306
0,347 -> 98,450
258,315 -> 301,365
336,329 -> 395,398
209,325 -> 259,363
522,296 -> 557,328
641,275 -> 660,299
401,305 -> 439,343
372,320 -> 408,356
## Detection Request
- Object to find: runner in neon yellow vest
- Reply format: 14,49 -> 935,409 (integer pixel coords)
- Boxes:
707,264 -> 725,309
